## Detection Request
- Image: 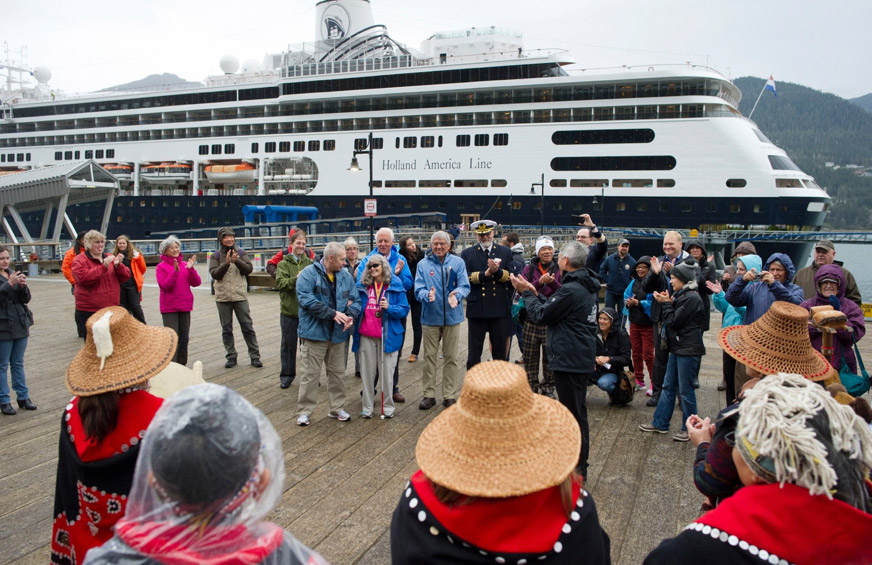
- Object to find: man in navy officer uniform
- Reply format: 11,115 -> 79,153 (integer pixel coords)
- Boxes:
461,219 -> 515,369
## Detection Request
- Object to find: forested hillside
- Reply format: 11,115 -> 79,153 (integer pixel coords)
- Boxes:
734,77 -> 872,228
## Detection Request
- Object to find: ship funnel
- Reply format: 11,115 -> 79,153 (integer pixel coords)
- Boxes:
315,0 -> 376,44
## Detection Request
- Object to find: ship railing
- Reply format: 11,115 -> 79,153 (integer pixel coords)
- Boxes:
566,63 -> 727,79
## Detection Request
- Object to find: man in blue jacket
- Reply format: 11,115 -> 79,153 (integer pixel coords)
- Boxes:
357,227 -> 413,403
414,231 -> 470,410
295,241 -> 361,427
599,238 -> 636,317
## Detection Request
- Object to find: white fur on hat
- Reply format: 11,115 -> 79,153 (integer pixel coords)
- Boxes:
535,237 -> 555,255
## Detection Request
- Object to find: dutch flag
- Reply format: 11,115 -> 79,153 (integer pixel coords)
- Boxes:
765,75 -> 778,97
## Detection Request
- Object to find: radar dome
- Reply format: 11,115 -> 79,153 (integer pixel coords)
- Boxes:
242,59 -> 262,73
219,55 -> 239,74
33,66 -> 52,84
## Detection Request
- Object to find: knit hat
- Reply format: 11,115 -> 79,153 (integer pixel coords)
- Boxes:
600,307 -> 619,322
670,258 -> 698,284
415,361 -> 580,498
736,373 -> 872,511
66,306 -> 178,396
718,301 -> 838,382
535,236 -> 555,255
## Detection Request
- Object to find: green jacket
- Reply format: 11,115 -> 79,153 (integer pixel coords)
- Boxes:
275,252 -> 312,317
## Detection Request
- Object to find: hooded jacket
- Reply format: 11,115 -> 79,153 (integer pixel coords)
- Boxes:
794,259 -> 862,308
725,253 -> 803,324
275,252 -> 313,318
522,267 -> 600,374
296,259 -> 361,343
641,250 -> 690,323
353,273 -> 411,354
622,256 -> 653,325
508,242 -> 526,275
800,264 -> 866,373
414,251 -> 470,327
155,253 -> 202,314
209,227 -> 253,303
684,240 -> 717,331
357,246 -> 413,291
660,281 -> 706,356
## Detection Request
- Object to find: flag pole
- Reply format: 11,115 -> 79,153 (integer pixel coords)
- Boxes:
747,78 -> 768,120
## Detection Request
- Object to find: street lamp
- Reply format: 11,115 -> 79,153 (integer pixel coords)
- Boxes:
591,181 -> 606,223
349,131 -> 375,251
530,173 -> 544,235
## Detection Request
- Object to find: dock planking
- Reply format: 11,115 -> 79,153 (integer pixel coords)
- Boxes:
2,265 -> 870,564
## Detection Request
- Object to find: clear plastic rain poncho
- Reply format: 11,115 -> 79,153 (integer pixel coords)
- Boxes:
83,383 -> 327,565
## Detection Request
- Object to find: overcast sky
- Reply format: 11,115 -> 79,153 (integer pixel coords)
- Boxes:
4,0 -> 871,100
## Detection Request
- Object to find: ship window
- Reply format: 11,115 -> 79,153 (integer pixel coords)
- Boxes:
491,179 -> 507,187
753,129 -> 773,144
456,202 -> 465,210
308,140 -> 320,151
263,142 -> 275,153
421,136 -> 435,148
372,180 -> 383,188
659,105 -> 679,119
395,138 -> 400,149
420,180 -> 450,187
199,145 -> 208,155
615,106 -> 635,120
211,144 -> 222,155
385,180 -> 415,188
475,202 -> 484,210
552,129 -> 654,145
372,137 -> 384,149
513,201 -> 522,210
354,138 -> 368,151
474,134 -> 489,147
683,104 -> 704,118
550,179 -> 567,188
659,201 -> 669,212
636,105 -> 657,120
74,151 -> 80,159
493,133 -> 509,146
569,179 -> 609,187
594,107 -> 613,121
98,149 -> 107,158
279,142 -> 290,152
636,202 -> 648,212
403,137 -> 417,149
615,202 -> 626,212
324,140 -> 335,151
454,180 -> 488,187
55,152 -> 62,160
0,155 -> 4,163
251,142 -> 259,153
85,150 -> 93,159
730,204 -> 741,213
657,179 -> 675,188
64,151 -> 72,159
224,143 -> 235,154
726,179 -> 747,188
421,201 -> 430,209
456,135 -> 471,147
682,203 -> 693,213
776,178 -> 802,188
614,179 -> 653,187
706,203 -> 717,213
294,141 -> 305,152
438,136 -> 443,148
754,204 -> 764,213
552,156 -> 676,171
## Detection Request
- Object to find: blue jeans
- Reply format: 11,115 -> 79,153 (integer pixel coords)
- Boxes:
651,354 -> 699,431
596,372 -> 619,393
0,337 -> 29,404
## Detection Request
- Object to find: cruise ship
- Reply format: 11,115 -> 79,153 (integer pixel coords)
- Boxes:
0,0 -> 829,256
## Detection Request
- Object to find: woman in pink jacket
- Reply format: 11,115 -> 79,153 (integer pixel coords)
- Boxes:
156,236 -> 201,365
71,230 -> 131,340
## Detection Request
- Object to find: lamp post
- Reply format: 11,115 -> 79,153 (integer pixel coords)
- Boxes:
349,131 -> 375,251
592,182 -> 606,224
530,173 -> 544,235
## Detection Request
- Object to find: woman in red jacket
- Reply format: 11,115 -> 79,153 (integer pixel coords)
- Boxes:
111,235 -> 147,324
71,230 -> 130,340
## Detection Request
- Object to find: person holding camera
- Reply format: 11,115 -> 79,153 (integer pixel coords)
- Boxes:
725,252 -> 803,324
0,246 -> 35,415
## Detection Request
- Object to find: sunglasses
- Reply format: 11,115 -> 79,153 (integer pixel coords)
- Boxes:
368,264 -> 381,270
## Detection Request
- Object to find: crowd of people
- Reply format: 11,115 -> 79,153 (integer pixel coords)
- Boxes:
25,221 -> 871,563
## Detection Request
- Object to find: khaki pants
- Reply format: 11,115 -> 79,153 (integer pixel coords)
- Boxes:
297,338 -> 347,417
421,324 -> 460,400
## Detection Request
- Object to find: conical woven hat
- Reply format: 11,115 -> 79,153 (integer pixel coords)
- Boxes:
66,306 -> 178,396
415,361 -> 580,498
719,301 -> 837,382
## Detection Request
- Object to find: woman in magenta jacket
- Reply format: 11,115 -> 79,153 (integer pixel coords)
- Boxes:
71,230 -> 131,340
156,236 -> 201,365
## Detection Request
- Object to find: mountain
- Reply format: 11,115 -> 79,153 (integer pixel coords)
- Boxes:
99,73 -> 202,93
850,93 -> 872,113
734,77 -> 872,229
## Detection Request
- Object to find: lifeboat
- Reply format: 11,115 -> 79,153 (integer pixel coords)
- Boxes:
140,162 -> 192,183
0,168 -> 26,177
205,162 -> 257,183
103,163 -> 134,179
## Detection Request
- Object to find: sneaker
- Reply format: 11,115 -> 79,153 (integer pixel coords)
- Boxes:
296,414 -> 310,427
408,354 -> 417,363
635,382 -> 646,391
361,411 -> 373,419
645,394 -> 660,407
673,430 -> 690,442
645,388 -> 653,396
382,413 -> 394,419
639,423 -> 668,434
329,409 -> 351,422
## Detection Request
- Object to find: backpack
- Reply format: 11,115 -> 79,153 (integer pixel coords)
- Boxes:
608,371 -> 636,405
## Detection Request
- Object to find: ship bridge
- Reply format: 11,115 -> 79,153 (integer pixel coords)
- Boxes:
0,160 -> 118,251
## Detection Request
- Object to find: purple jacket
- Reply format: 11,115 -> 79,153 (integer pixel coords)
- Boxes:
521,257 -> 562,299
800,264 -> 865,373
156,254 -> 202,313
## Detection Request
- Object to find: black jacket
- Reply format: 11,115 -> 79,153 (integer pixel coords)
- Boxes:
523,268 -> 600,374
596,328 -> 632,376
462,243 -> 514,318
660,285 -> 706,356
641,252 -> 689,323
685,240 -> 717,332
0,271 -> 32,341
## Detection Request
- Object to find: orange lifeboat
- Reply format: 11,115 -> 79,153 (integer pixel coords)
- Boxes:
140,162 -> 192,183
205,162 -> 257,183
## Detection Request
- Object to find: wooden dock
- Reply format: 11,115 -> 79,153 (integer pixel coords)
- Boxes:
2,266 -> 869,564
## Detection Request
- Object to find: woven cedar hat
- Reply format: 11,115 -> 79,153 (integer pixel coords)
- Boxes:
718,301 -> 837,382
66,306 -> 178,396
415,361 -> 580,498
